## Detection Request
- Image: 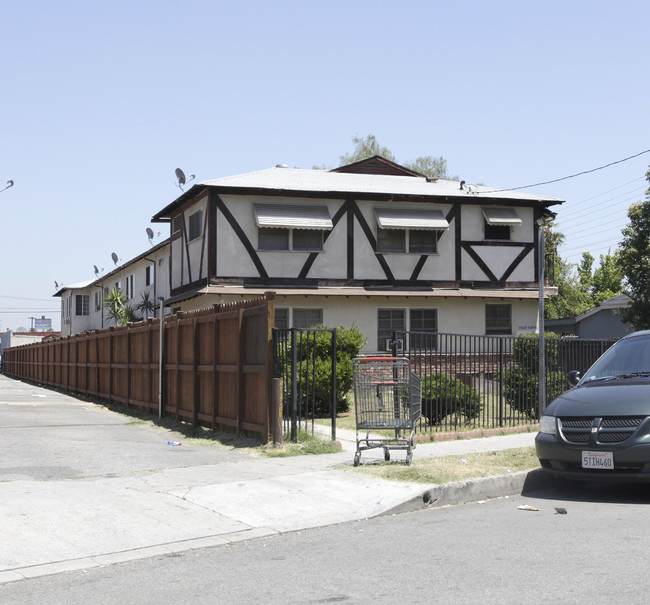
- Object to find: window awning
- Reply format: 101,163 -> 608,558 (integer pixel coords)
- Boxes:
254,204 -> 333,230
374,208 -> 449,230
482,207 -> 522,225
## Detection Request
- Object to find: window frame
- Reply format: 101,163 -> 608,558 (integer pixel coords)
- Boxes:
293,308 -> 323,329
377,308 -> 406,350
188,209 -> 203,242
258,227 -> 323,252
377,229 -> 438,254
484,223 -> 511,241
75,294 -> 90,317
485,303 -> 512,335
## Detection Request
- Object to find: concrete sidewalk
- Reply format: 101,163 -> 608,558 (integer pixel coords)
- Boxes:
0,375 -> 545,584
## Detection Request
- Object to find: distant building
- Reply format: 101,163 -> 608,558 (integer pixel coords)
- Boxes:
0,330 -> 61,360
54,239 -> 170,337
546,294 -> 632,339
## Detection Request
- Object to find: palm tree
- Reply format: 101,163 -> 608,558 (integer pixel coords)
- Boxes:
103,287 -> 127,326
136,291 -> 156,320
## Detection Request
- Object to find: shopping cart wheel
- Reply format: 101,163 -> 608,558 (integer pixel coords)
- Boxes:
353,452 -> 361,467
383,448 -> 390,462
405,451 -> 413,466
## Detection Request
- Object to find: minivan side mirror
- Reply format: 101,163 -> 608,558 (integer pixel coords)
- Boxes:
567,370 -> 581,387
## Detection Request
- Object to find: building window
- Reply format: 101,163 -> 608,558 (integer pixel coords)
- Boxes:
274,308 -> 289,329
293,308 -> 323,329
145,265 -> 154,287
377,229 -> 437,254
408,231 -> 437,253
172,215 -> 183,234
258,228 -> 323,251
482,207 -> 521,241
259,227 -> 290,250
94,291 -> 102,311
409,309 -> 438,350
75,294 -> 89,316
188,210 -> 203,241
125,274 -> 135,300
292,229 -> 323,251
377,229 -> 405,253
378,309 -> 406,350
486,304 -> 512,335
484,223 -> 511,241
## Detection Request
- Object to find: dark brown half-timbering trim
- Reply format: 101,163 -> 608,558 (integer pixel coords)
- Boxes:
462,245 -> 498,282
352,201 -> 395,282
461,242 -> 535,283
182,213 -> 192,284
198,205 -> 209,280
346,199 -> 354,280
215,194 -> 269,280
298,200 -> 350,280
501,244 -> 534,282
409,255 -> 429,281
208,192 -> 217,278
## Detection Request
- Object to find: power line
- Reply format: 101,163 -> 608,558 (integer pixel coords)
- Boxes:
484,148 -> 650,194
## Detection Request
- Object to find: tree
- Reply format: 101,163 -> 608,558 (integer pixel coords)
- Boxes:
592,251 -> 624,304
339,134 -> 396,165
135,291 -> 156,320
104,287 -> 127,326
337,134 -> 454,180
103,287 -> 141,327
618,166 -> 650,329
543,224 -> 592,319
577,252 -> 594,293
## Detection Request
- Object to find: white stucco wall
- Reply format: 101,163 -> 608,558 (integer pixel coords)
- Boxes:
172,292 -> 540,354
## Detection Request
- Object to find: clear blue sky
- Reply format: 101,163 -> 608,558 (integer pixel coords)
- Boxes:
2,0 -> 649,332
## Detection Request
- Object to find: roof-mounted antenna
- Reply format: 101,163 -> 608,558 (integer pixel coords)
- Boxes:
0,179 -> 14,193
175,168 -> 195,191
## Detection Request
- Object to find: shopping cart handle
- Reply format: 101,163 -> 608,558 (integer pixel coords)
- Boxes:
357,357 -> 399,362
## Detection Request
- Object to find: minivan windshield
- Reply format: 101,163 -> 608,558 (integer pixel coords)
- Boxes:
581,336 -> 650,383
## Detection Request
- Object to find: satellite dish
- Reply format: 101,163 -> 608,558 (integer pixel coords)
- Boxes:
54,281 -> 59,289
0,179 -> 13,193
94,265 -> 99,276
175,168 -> 195,191
111,252 -> 119,266
146,227 -> 154,244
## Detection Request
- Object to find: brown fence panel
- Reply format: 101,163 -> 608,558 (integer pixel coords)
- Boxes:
1,293 -> 275,442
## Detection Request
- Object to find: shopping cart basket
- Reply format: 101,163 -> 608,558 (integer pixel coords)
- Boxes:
352,357 -> 421,466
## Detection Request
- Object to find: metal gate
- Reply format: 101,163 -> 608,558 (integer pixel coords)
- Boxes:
272,328 -> 337,442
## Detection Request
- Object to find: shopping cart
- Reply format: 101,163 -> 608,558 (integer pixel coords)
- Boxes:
352,357 -> 421,466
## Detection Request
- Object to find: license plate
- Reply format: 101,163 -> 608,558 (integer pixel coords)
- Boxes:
582,451 -> 614,469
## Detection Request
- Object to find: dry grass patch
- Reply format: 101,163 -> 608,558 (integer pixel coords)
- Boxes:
347,447 -> 539,484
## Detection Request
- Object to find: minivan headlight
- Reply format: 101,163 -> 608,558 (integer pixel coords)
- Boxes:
539,415 -> 557,435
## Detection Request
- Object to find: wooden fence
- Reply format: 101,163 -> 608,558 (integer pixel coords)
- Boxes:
2,294 -> 276,442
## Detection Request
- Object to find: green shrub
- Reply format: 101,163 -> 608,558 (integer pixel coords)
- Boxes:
503,332 -> 565,419
503,366 -> 565,419
279,325 -> 366,416
421,373 -> 482,426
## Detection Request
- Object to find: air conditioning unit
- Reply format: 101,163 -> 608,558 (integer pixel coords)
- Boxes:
384,338 -> 404,352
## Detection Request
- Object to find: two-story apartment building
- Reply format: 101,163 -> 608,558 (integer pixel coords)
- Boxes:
55,238 -> 170,337
150,157 -> 562,353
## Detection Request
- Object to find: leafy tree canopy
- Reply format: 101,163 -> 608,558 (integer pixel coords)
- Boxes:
337,134 -> 456,180
618,166 -> 650,329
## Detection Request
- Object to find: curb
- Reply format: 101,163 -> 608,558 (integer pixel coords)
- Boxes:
384,468 -> 556,515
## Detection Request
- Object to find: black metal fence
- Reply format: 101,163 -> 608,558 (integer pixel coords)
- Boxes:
272,328 -> 337,442
392,331 -> 617,433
